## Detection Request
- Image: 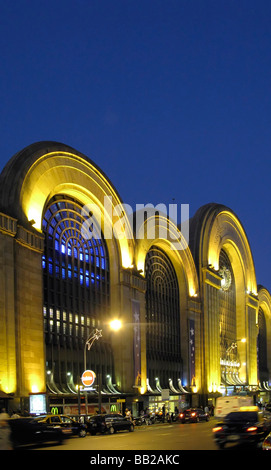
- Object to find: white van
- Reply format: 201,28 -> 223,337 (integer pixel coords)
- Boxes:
214,395 -> 253,419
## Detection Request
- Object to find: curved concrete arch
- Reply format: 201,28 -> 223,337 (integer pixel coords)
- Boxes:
190,203 -> 258,391
258,285 -> 271,382
135,212 -> 200,391
258,285 -> 271,320
190,203 -> 257,294
0,141 -> 134,269
135,212 -> 199,298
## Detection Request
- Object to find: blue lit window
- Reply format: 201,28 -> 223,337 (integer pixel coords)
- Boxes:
42,255 -> 46,269
42,195 -> 111,393
42,195 -> 109,340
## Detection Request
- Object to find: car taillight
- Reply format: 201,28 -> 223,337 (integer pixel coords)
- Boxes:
212,426 -> 223,433
191,412 -> 196,417
246,426 -> 257,432
179,413 -> 184,418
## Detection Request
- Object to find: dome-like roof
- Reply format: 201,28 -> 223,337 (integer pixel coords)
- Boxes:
0,141 -> 121,227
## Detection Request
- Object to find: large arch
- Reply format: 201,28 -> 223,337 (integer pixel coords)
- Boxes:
258,286 -> 271,386
0,142 -> 135,399
190,203 -> 258,396
135,210 -> 200,394
0,141 -> 134,271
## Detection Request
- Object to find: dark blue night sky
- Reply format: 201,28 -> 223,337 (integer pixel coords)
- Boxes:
0,0 -> 270,290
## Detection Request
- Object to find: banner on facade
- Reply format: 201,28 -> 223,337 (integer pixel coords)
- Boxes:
189,319 -> 195,385
132,299 -> 141,387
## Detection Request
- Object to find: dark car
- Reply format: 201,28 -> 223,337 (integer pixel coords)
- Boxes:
37,414 -> 87,437
86,414 -> 107,435
179,408 -> 209,423
212,407 -> 271,449
87,413 -> 134,434
8,417 -> 64,449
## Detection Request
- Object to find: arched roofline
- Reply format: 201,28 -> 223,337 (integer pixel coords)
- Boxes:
0,141 -> 134,268
189,202 -> 257,293
0,141 -> 123,224
258,285 -> 271,317
134,210 -> 199,297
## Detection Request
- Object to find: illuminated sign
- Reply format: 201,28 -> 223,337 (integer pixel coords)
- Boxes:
81,370 -> 96,387
29,394 -> 47,415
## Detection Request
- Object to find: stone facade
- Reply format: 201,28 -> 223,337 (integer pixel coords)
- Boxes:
0,142 -> 270,412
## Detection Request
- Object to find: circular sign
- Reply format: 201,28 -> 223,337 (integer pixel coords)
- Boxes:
81,370 -> 96,387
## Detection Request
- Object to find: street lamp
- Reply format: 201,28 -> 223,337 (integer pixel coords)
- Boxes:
82,328 -> 102,415
82,320 -> 122,415
109,319 -> 122,331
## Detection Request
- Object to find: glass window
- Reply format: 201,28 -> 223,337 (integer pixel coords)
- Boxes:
145,246 -> 181,388
42,195 -> 111,392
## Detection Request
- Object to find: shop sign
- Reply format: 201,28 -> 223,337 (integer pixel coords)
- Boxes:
81,370 -> 96,387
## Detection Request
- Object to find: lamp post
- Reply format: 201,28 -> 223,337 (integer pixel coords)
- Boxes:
82,320 -> 122,415
83,328 -> 102,415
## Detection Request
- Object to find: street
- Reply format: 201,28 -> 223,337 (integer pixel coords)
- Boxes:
32,419 -> 218,451
12,417 -> 269,469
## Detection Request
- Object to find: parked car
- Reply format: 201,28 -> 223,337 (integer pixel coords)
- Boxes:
8,417 -> 64,449
87,413 -> 134,434
212,407 -> 271,449
37,414 -> 87,437
86,414 -> 108,435
179,408 -> 209,423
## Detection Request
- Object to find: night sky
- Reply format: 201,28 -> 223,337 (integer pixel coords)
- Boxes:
0,0 -> 270,291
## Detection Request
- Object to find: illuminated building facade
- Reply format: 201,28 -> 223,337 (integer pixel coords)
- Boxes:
0,141 -> 270,414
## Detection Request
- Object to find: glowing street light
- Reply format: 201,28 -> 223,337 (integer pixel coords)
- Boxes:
109,319 -> 122,331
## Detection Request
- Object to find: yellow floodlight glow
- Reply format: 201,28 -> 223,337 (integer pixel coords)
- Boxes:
31,384 -> 39,394
121,248 -> 133,269
27,205 -> 42,230
110,319 -> 122,331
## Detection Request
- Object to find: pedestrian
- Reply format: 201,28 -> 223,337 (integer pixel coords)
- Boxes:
162,405 -> 166,423
0,411 -> 12,450
125,408 -> 132,421
11,410 -> 20,419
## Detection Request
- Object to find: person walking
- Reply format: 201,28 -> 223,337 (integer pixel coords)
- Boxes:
0,411 -> 12,450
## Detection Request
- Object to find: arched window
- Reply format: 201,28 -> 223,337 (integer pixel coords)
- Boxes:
219,249 -> 236,358
42,195 -> 112,390
258,307 -> 269,382
145,246 -> 181,388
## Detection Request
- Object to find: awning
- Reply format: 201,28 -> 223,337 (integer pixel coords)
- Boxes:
0,391 -> 13,399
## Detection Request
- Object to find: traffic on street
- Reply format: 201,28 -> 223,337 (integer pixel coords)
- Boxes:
3,404 -> 271,452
